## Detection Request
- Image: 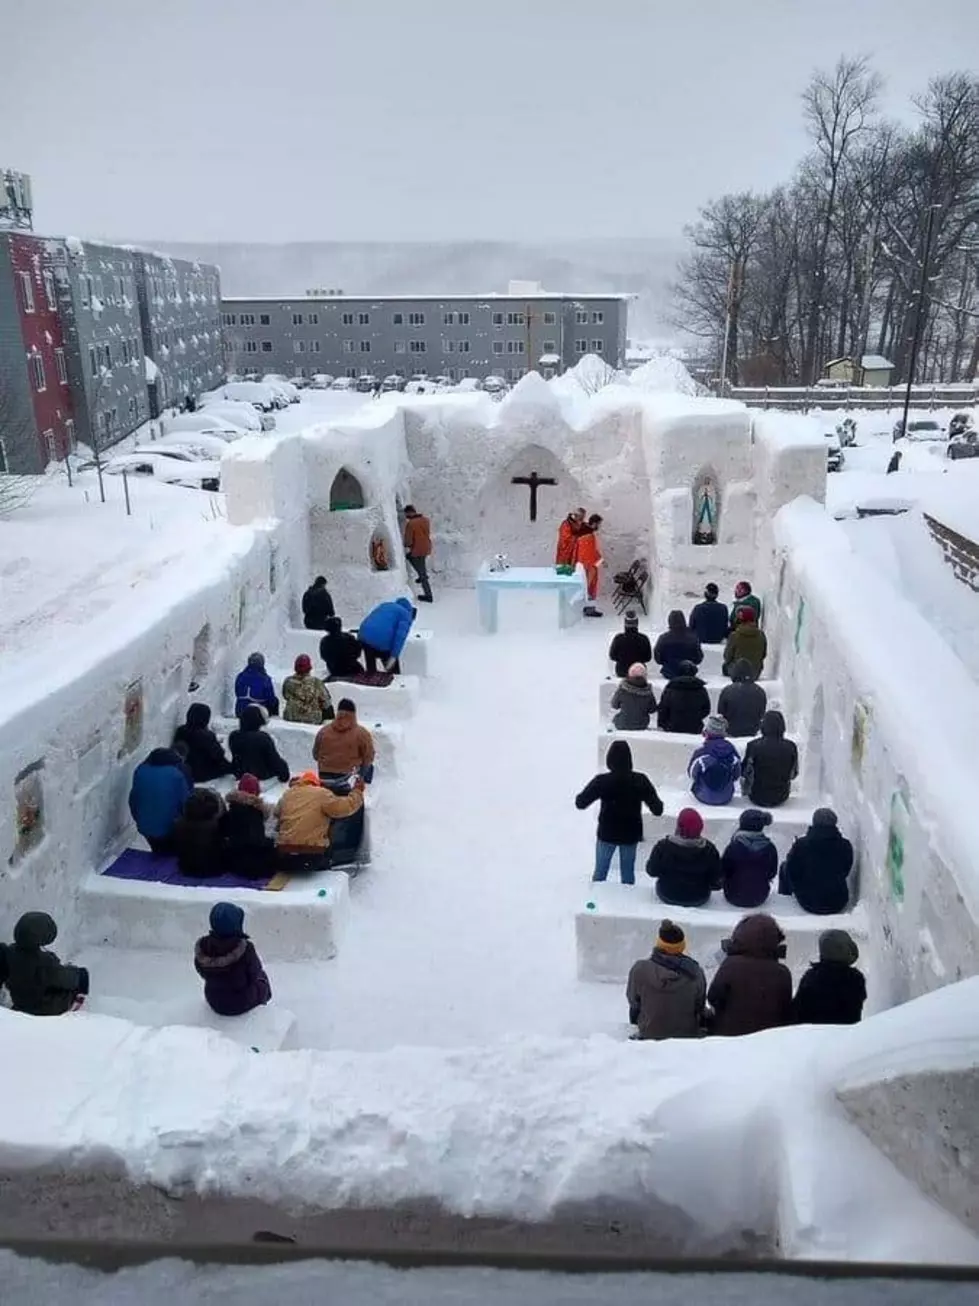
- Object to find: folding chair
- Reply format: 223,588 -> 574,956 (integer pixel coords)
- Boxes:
612,559 -> 650,614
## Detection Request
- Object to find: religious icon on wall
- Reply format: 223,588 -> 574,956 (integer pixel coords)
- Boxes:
851,700 -> 870,774
121,679 -> 144,756
692,475 -> 718,545
12,761 -> 45,862
369,530 -> 390,571
886,777 -> 910,904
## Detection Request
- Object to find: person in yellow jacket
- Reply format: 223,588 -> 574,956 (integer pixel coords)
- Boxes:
274,772 -> 364,872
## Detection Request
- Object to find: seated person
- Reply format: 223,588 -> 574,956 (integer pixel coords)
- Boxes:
730,581 -> 762,627
688,715 -> 741,806
228,705 -> 290,784
608,611 -> 652,678
282,654 -> 333,725
0,912 -> 90,1016
301,575 -> 335,631
194,902 -> 271,1018
717,660 -> 768,738
653,610 -> 703,681
688,583 -> 729,645
742,711 -> 798,808
707,913 -> 793,1037
172,703 -> 232,783
234,652 -> 280,719
656,661 -> 710,734
779,808 -> 853,915
792,929 -> 867,1026
221,774 -> 277,881
129,747 -> 194,855
312,699 -> 376,787
626,920 -> 707,1042
173,788 -> 226,878
274,771 -> 365,872
723,608 -> 767,680
319,616 -> 366,679
645,808 -> 721,907
720,809 -> 778,909
357,597 -> 416,676
611,663 -> 657,731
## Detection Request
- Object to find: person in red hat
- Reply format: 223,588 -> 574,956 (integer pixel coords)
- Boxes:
282,653 -> 333,725
220,774 -> 277,880
645,808 -> 722,907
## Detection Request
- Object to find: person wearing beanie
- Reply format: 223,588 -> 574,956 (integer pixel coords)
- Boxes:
717,660 -> 768,739
720,809 -> 778,909
194,902 -> 271,1018
688,583 -> 730,646
779,808 -> 854,915
575,740 -> 664,885
274,770 -> 365,872
656,660 -> 711,735
233,651 -> 280,720
791,930 -> 867,1025
358,598 -> 417,675
608,611 -> 652,678
626,920 -> 707,1041
0,912 -> 90,1016
313,699 -> 376,786
653,610 -> 704,681
172,702 -> 232,783
723,606 -> 767,680
742,710 -> 798,808
610,663 -> 658,732
173,787 -> 227,878
220,774 -> 277,880
282,653 -> 333,726
301,575 -> 336,631
730,581 -> 762,627
228,705 -> 290,784
645,808 -> 722,907
688,718 -> 742,806
707,913 -> 793,1036
319,615 -> 366,680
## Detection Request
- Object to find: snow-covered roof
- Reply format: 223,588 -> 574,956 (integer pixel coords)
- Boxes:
861,354 -> 894,370
538,353 -> 560,365
144,355 -> 160,382
222,291 -> 635,303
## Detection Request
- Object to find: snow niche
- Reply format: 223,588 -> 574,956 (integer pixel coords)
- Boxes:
477,442 -> 582,570
329,467 -> 366,511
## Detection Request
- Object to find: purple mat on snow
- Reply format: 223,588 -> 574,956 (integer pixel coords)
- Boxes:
102,847 -> 275,891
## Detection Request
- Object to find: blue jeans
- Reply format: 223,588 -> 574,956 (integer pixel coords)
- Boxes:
593,840 -> 637,885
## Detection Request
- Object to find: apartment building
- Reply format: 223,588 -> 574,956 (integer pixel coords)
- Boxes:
134,251 -> 223,415
220,292 -> 631,383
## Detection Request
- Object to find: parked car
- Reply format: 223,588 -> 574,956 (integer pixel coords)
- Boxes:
825,433 -> 844,473
947,429 -> 979,460
381,374 -> 405,392
162,413 -> 247,440
433,374 -> 454,389
196,399 -> 263,432
87,451 -> 221,492
836,417 -> 857,447
220,381 -> 281,412
262,375 -> 301,404
310,373 -> 334,389
947,411 -> 975,440
153,433 -> 237,460
482,375 -> 508,396
355,374 -> 379,393
892,417 -> 945,443
330,376 -> 355,391
288,375 -> 311,389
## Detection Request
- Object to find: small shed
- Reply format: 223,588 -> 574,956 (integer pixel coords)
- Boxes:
824,357 -> 859,385
860,354 -> 894,387
538,352 -> 561,379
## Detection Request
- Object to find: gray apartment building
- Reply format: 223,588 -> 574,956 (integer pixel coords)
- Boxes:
220,292 -> 631,383
134,251 -> 223,415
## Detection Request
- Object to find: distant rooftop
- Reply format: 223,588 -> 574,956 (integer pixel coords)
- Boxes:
222,291 -> 635,303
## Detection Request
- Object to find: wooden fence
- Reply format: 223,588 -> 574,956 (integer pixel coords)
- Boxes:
730,384 -> 979,412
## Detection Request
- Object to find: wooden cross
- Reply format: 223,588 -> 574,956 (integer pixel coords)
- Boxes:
511,471 -> 557,523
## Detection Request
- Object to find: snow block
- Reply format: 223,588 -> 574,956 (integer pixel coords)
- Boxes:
599,675 -> 784,717
399,628 -> 432,677
576,881 -> 869,984
267,718 -> 400,780
280,626 -> 433,679
267,670 -> 421,722
642,788 -> 817,857
597,729 -> 807,794
81,996 -> 300,1052
74,868 -> 351,962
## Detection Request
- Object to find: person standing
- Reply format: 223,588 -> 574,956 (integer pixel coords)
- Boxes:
128,748 -> 194,855
626,921 -> 707,1041
575,740 -> 664,886
555,507 -> 585,566
301,576 -> 336,631
730,581 -> 762,627
403,505 -> 433,603
574,513 -> 604,618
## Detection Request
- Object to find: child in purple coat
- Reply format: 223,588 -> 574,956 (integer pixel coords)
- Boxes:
194,902 -> 271,1017
688,715 -> 742,806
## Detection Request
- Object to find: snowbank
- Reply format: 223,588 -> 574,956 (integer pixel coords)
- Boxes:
627,351 -> 700,396
919,460 -> 979,542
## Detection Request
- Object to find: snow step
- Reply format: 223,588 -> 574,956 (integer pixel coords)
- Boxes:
576,882 -> 869,984
599,676 -> 783,717
641,788 -> 817,857
610,644 -> 726,678
81,994 -> 300,1051
281,626 -> 433,678
262,669 -> 422,722
267,718 -> 401,780
597,728 -> 805,791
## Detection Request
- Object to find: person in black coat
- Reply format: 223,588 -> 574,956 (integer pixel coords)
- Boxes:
717,660 -> 768,739
688,583 -> 730,645
575,740 -> 664,885
653,611 -> 703,680
656,661 -> 711,734
742,710 -> 799,808
319,616 -> 366,679
720,808 -> 778,908
302,576 -> 336,630
173,788 -> 226,878
792,929 -> 866,1025
779,808 -> 853,915
0,913 -> 90,1016
228,706 -> 290,784
608,611 -> 652,678
646,807 -> 722,907
172,703 -> 232,783
220,774 -> 276,880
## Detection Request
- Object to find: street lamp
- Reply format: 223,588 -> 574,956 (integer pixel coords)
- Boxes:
897,202 -> 941,442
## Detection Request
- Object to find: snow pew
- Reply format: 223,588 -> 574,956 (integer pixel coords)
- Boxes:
280,625 -> 433,678
599,675 -> 784,717
641,789 -> 818,858
81,996 -> 300,1052
596,728 -> 808,793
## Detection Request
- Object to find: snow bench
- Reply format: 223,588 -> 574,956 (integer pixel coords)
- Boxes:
260,666 -> 422,722
75,866 -> 351,963
608,643 -> 726,679
596,728 -> 807,792
281,625 -> 432,678
82,995 -> 300,1051
576,882 -> 869,984
599,675 -> 783,717
212,718 -> 400,782
640,789 -> 818,858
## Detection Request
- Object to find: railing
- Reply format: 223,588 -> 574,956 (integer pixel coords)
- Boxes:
729,383 -> 979,412
924,513 -> 979,593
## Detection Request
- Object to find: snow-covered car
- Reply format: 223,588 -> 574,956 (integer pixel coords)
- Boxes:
380,374 -> 405,392
310,373 -> 334,389
947,430 -> 979,460
433,374 -> 454,389
836,417 -> 857,447
219,381 -> 280,412
330,376 -> 355,391
891,417 -> 944,443
152,433 -> 237,460
287,375 -> 311,389
88,451 -> 221,492
355,374 -> 379,393
196,399 -> 263,431
947,411 -> 975,440
162,413 -> 248,440
261,375 -> 300,404
825,433 -> 844,473
455,377 -> 482,391
482,375 -> 508,397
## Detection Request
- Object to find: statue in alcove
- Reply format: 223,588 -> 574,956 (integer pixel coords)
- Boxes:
692,475 -> 718,545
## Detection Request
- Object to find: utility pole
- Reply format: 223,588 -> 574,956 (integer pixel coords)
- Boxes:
717,258 -> 738,396
898,203 -> 941,441
525,302 -> 533,375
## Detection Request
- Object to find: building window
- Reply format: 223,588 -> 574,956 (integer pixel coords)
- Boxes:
292,312 -> 304,325
346,366 -> 358,378
459,340 -> 471,353
575,310 -> 588,324
240,313 -> 255,326
128,396 -> 138,421
309,340 -> 321,353
88,346 -> 98,377
542,340 -> 557,354
359,340 -> 371,352
409,340 -> 427,353
506,311 -> 524,325
81,275 -> 93,309
394,340 -> 406,354
458,311 -> 470,325
443,311 -> 455,325
29,352 -> 46,391
574,338 -> 587,353
543,311 -> 556,326
261,340 -> 273,352
508,366 -> 525,382
343,340 -> 354,353
17,271 -> 34,313
358,312 -> 369,325
245,340 -> 258,353
408,311 -> 425,326
307,312 -> 318,325
506,340 -> 525,354
590,338 -> 604,353
101,343 -> 112,369
119,339 -> 130,365
592,310 -> 605,324
55,348 -> 67,384
259,313 -> 270,325
64,418 -> 75,449
492,341 -> 504,355
442,339 -> 456,353
43,271 -> 57,311
222,312 -> 236,325
342,312 -> 354,325
492,312 -> 503,326
294,340 -> 306,354
392,312 -> 404,325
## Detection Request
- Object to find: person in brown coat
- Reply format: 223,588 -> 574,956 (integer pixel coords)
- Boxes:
626,920 -> 707,1041
403,504 -> 433,603
312,699 -> 376,786
707,913 -> 793,1036
274,771 -> 365,872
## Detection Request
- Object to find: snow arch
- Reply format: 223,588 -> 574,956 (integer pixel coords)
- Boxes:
330,468 -> 366,511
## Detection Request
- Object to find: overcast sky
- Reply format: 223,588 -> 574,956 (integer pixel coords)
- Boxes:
4,0 -> 978,243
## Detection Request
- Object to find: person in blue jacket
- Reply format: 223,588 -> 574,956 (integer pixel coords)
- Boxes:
357,598 -> 417,675
234,652 -> 279,719
687,715 -> 742,806
129,748 -> 193,855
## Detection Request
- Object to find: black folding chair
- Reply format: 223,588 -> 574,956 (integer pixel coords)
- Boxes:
612,559 -> 650,614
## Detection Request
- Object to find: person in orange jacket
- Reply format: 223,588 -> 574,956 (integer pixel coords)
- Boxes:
574,513 -> 604,617
555,507 -> 585,566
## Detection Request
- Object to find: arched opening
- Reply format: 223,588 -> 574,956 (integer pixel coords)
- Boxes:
330,467 -> 366,511
691,467 -> 721,545
369,527 -> 393,572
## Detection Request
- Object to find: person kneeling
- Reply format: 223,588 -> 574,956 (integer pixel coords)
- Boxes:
275,771 -> 365,873
0,913 -> 90,1016
626,920 -> 707,1041
194,902 -> 271,1018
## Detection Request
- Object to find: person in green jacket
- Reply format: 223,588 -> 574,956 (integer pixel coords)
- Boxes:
0,913 -> 89,1016
730,581 -> 762,628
